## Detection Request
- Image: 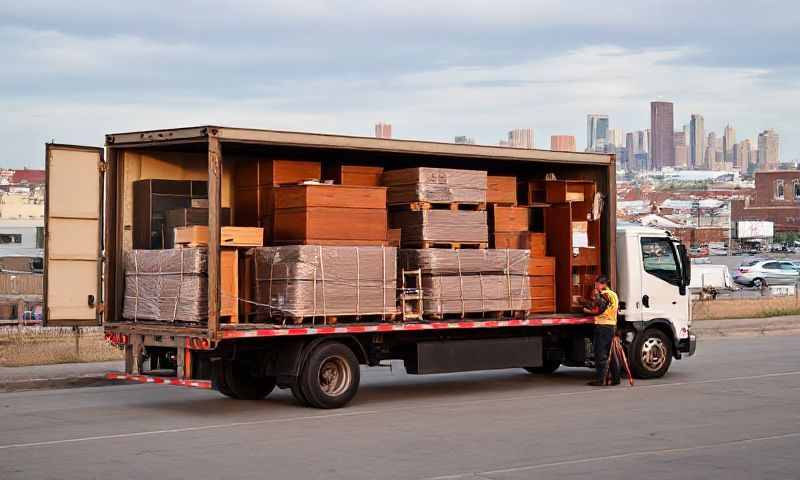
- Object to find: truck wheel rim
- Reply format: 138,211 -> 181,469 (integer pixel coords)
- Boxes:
319,356 -> 350,397
641,338 -> 667,372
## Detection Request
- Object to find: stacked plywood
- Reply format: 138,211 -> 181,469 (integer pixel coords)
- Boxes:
399,249 -> 529,316
390,210 -> 488,247
122,248 -> 208,323
251,245 -> 398,322
273,184 -> 388,245
382,168 -> 487,205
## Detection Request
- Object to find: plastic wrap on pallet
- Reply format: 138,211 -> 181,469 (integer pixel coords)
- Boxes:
252,245 -> 398,320
399,249 -> 529,275
122,248 -> 208,323
382,168 -> 487,204
390,210 -> 488,244
422,274 -> 530,315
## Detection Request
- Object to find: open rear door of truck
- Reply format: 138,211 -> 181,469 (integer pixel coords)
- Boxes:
44,144 -> 104,326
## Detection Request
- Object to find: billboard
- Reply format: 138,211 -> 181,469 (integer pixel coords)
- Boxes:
737,221 -> 774,239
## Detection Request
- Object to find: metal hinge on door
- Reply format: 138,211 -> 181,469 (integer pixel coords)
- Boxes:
98,161 -> 107,172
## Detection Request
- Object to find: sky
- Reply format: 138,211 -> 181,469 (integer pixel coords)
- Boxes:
2,0 -> 799,168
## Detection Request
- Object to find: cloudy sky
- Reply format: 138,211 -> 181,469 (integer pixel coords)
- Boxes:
2,1 -> 799,167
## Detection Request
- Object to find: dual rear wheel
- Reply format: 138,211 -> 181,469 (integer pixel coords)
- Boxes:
215,341 -> 361,409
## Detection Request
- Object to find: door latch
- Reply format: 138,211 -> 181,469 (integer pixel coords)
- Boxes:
642,295 -> 650,308
88,294 -> 95,308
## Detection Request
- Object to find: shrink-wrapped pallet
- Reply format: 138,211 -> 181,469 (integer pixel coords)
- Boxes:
252,245 -> 398,321
422,275 -> 530,315
399,249 -> 529,275
382,168 -> 487,204
122,248 -> 208,323
390,210 -> 488,245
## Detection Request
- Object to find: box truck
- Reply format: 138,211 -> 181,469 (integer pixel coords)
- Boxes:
44,126 -> 694,408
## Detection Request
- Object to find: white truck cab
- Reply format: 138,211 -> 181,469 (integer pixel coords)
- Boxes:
616,225 -> 696,378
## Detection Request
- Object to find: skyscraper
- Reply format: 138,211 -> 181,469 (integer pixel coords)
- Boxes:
586,114 -> 609,152
375,122 -> 392,139
734,139 -> 752,172
550,135 -> 576,152
650,101 -> 675,170
690,114 -> 704,169
673,130 -> 689,168
607,128 -> 623,149
454,136 -> 475,145
757,129 -> 780,171
625,132 -> 635,171
723,124 -> 736,164
706,132 -> 718,170
507,128 -> 533,148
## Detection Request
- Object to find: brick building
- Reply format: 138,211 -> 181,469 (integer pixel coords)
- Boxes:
731,171 -> 800,231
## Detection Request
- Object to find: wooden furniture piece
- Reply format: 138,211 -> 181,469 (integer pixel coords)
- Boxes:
486,175 -> 517,205
529,256 -> 556,313
233,158 -> 322,243
164,207 -> 231,248
323,162 -> 384,186
133,179 -> 208,249
273,184 -> 388,245
174,226 -> 265,248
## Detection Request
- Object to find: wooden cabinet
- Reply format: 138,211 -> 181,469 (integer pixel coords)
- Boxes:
486,175 -> 517,204
133,179 -> 208,249
323,162 -> 384,186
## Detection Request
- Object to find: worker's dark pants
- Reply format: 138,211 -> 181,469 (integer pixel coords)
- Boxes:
594,325 -> 620,384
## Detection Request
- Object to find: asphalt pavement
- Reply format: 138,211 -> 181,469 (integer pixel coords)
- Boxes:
0,335 -> 799,479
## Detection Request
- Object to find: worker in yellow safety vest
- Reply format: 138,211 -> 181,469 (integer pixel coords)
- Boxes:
584,274 -> 621,386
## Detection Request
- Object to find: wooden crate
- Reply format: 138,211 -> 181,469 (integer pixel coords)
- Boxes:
174,226 -> 264,247
491,206 -> 528,232
274,184 -> 387,209
274,207 -> 387,243
235,158 -> 321,187
492,232 -> 546,255
487,175 -> 517,204
529,256 -> 555,276
324,163 -> 384,186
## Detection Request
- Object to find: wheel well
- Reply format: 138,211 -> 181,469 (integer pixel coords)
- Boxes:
622,319 -> 678,358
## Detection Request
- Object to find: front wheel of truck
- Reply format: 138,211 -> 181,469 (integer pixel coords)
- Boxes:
299,342 -> 360,409
630,329 -> 673,379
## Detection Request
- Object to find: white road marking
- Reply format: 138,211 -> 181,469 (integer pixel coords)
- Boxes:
1,370 -> 799,450
423,431 -> 800,479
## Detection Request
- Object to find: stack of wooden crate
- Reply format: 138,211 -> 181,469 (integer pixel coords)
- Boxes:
233,158 -> 321,244
272,183 -> 388,245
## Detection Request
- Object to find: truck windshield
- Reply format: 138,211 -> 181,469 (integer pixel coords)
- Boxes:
641,237 -> 681,286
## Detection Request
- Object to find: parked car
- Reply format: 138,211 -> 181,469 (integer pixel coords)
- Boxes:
733,260 -> 800,288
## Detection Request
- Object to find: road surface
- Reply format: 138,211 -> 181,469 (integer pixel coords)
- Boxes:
1,335 -> 799,479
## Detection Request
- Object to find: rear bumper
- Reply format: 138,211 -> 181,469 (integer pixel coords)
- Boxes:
106,372 -> 212,389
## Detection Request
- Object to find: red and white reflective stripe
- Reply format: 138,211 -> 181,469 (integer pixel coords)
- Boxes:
106,372 -> 212,389
220,316 -> 595,340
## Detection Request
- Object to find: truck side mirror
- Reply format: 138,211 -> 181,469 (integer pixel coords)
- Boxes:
677,244 -> 691,287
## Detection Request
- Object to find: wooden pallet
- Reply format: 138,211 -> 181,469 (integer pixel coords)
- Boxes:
269,312 -> 402,325
390,201 -> 486,212
425,310 -> 529,321
405,241 -> 488,250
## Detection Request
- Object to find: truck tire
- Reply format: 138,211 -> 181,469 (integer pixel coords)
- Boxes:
213,360 -> 236,398
290,383 -> 309,406
299,342 -> 360,409
223,359 -> 276,400
630,329 -> 672,379
524,355 -> 561,374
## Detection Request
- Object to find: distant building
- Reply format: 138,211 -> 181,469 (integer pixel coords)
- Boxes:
634,152 -> 650,171
10,169 -> 45,185
607,128 -> 623,148
550,135 -> 576,152
731,170 -> 800,231
705,132 -> 718,170
586,114 -> 609,152
690,114 -> 705,169
454,136 -> 475,145
757,129 -> 780,171
674,144 -> 689,168
650,101 -> 675,170
733,139 -> 752,172
507,128 -> 533,149
723,124 -> 736,164
625,132 -> 636,170
375,122 -> 392,139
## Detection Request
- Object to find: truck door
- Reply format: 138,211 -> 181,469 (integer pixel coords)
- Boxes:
44,144 -> 104,326
639,236 -> 687,324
